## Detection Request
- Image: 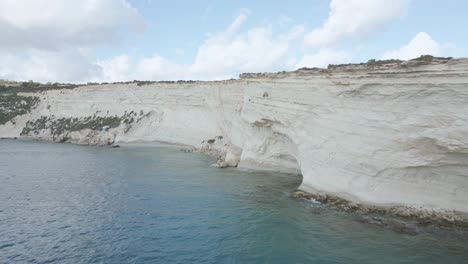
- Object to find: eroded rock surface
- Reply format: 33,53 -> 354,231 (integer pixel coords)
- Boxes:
1,56 -> 467,217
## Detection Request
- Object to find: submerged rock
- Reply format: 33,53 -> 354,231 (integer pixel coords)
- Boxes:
292,190 -> 468,232
356,216 -> 419,236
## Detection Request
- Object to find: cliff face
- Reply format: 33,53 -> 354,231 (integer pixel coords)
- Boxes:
1,57 -> 468,214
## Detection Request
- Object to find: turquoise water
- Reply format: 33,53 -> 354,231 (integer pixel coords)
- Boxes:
0,140 -> 467,264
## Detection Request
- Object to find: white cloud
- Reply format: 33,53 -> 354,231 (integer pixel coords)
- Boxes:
98,54 -> 189,82
0,0 -> 144,83
190,11 -> 304,79
96,55 -> 132,82
382,32 -> 441,60
98,11 -> 305,81
0,6 -> 305,83
3,1 -> 440,83
0,0 -> 144,51
297,0 -> 412,69
304,0 -> 410,48
296,49 -> 351,68
0,49 -> 101,83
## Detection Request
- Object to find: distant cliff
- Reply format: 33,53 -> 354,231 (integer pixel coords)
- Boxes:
1,56 -> 468,217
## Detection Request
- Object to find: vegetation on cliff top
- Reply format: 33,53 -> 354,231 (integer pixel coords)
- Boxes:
327,55 -> 453,70
0,81 -> 78,94
0,55 -> 458,88
0,79 -> 209,92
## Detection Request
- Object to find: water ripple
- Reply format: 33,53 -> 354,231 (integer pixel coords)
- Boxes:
0,140 -> 467,264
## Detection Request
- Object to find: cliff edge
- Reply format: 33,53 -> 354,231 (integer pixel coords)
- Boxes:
1,56 -> 467,220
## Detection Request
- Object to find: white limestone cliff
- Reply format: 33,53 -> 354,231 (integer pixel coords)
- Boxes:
1,57 -> 467,216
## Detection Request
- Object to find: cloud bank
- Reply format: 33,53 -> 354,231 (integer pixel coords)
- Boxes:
99,10 -> 305,82
304,0 -> 411,48
382,32 -> 441,60
0,0 -> 144,83
0,0 -> 450,83
0,0 -> 144,51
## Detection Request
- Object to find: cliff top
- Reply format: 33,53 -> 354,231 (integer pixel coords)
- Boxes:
1,55 -> 467,93
240,55 -> 466,79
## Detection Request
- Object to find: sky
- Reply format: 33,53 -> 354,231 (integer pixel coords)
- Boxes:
0,0 -> 467,83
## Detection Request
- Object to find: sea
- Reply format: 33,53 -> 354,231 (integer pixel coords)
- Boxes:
1,139 -> 467,263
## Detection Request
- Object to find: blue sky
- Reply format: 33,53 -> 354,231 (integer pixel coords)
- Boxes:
0,0 -> 467,83
123,0 -> 467,62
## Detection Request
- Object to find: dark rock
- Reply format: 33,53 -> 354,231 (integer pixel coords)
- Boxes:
292,190 -> 468,233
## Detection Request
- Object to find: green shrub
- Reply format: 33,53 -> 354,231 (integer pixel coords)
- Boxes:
0,95 -> 39,125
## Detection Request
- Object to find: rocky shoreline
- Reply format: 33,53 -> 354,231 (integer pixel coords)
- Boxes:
292,190 -> 468,233
1,56 -> 467,223
3,135 -> 468,233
